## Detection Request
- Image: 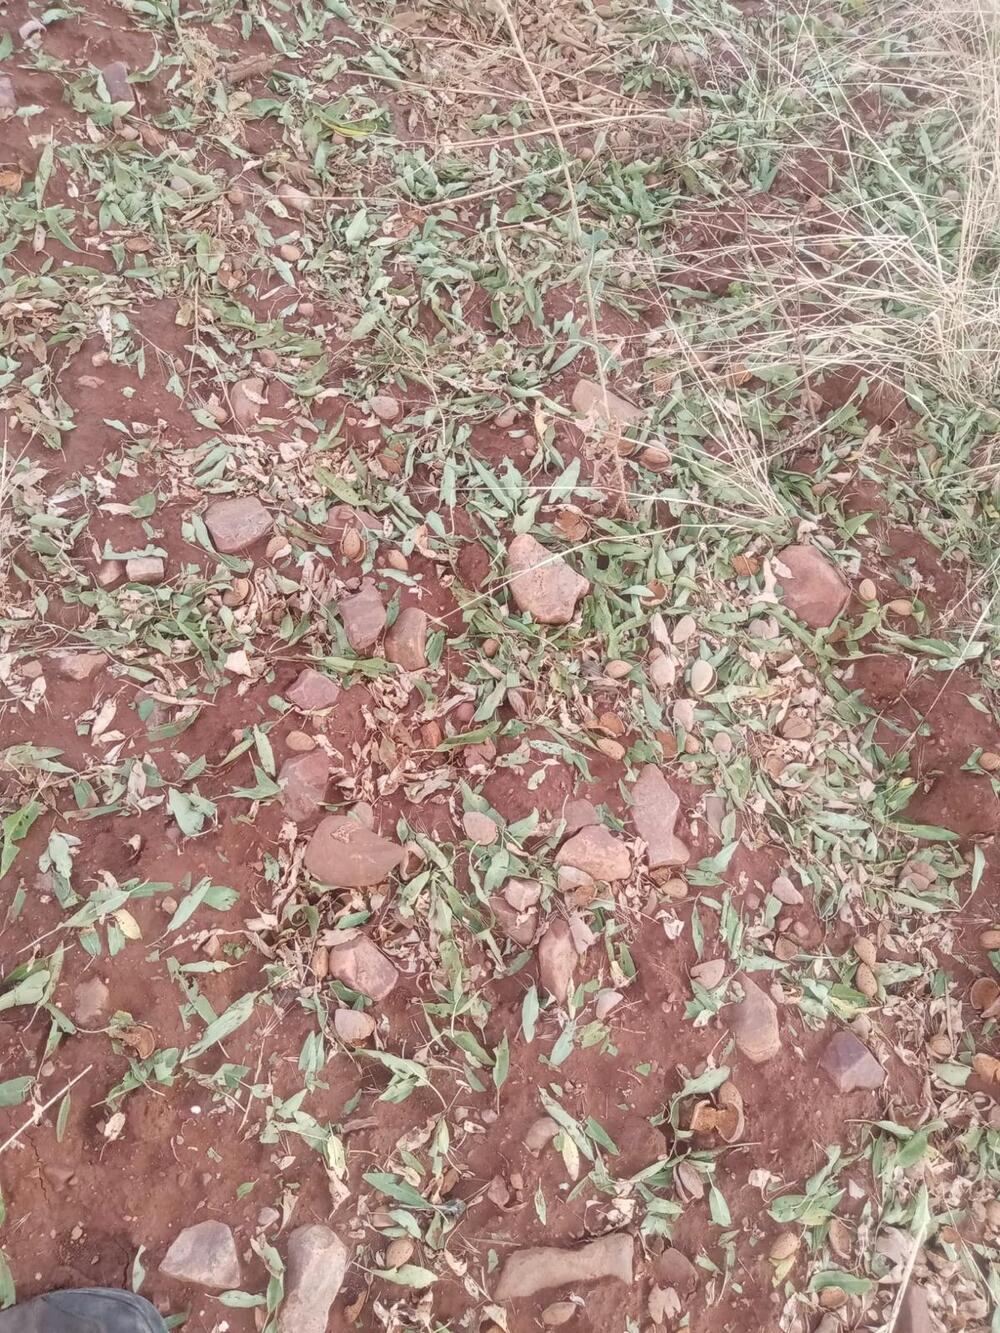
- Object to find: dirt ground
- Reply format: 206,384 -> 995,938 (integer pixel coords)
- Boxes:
2,0 -> 1000,1331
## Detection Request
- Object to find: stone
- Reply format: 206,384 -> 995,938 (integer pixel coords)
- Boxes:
896,1280 -> 933,1333
257,1208 -> 280,1229
542,1302 -> 577,1326
334,1008 -> 376,1045
204,497 -> 273,554
775,544 -> 849,629
230,376 -> 265,428
338,579 -> 386,652
96,560 -> 122,587
503,878 -> 541,911
557,866 -> 595,896
463,811 -> 498,845
630,765 -> 690,871
538,919 -> 576,1005
508,533 -> 589,626
286,730 -> 316,752
126,556 -> 164,584
490,896 -> 538,946
49,651 -> 106,682
730,974 -> 781,1063
160,1221 -> 240,1290
279,751 -> 330,824
327,936 -> 398,1001
561,797 -> 599,835
494,1233 -> 634,1300
571,378 -> 643,427
277,1224 -> 348,1333
100,61 -> 134,106
691,958 -> 726,989
385,606 -> 428,670
556,826 -> 631,882
524,1116 -> 559,1154
72,977 -> 109,1025
370,394 -> 400,422
819,1030 -> 886,1092
654,1247 -> 699,1293
771,874 -> 804,905
0,75 -> 17,113
285,668 -> 340,711
304,816 -> 404,888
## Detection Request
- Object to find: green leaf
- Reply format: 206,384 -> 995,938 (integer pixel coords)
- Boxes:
185,991 -> 257,1059
709,1183 -> 731,1226
55,1091 -> 71,1142
371,1264 -> 437,1289
131,1245 -> 146,1293
1,800 -> 43,877
362,1171 -> 432,1210
493,1032 -> 510,1089
521,985 -> 539,1043
0,1076 -> 33,1108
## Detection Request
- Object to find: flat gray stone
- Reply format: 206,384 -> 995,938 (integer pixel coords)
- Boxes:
495,1233 -> 633,1300
160,1221 -> 240,1290
277,1225 -> 348,1333
630,764 -> 690,871
508,533 -> 589,626
339,579 -> 386,652
204,497 -> 273,554
730,974 -> 781,1063
819,1030 -> 886,1092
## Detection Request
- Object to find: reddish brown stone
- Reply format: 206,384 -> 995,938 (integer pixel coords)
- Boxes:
338,579 -> 386,652
279,751 -> 330,824
819,1030 -> 886,1092
384,606 -> 428,670
204,497 -> 273,554
327,935 -> 398,1000
285,668 -> 340,711
304,815 -> 404,888
775,544 -> 849,629
508,533 -> 589,625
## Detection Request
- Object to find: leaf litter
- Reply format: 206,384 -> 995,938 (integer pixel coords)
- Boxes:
0,0 -> 999,1331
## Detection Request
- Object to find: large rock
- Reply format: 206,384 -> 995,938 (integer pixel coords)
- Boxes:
327,936 -> 398,1001
775,545 -> 849,629
508,533 -> 589,626
279,751 -> 330,824
304,816 -> 404,888
630,765 -> 690,873
730,975 -> 781,1063
538,919 -> 576,1005
556,826 -> 631,882
204,497 -> 273,554
285,668 -> 340,711
338,579 -> 386,652
160,1221 -> 241,1290
819,1030 -> 886,1092
495,1233 -> 634,1300
571,378 -> 643,427
384,606 -> 428,670
277,1224 -> 348,1333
